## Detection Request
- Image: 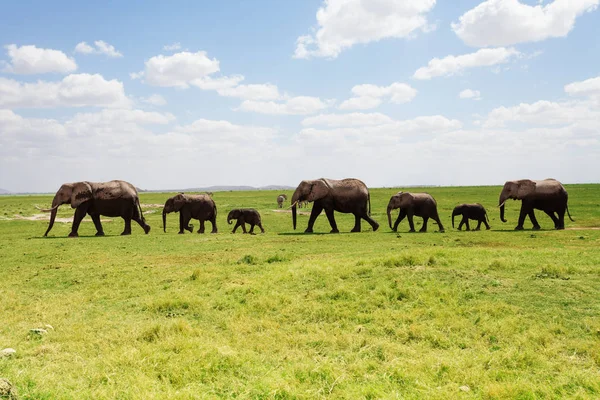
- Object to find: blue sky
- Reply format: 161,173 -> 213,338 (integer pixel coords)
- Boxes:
1,0 -> 599,192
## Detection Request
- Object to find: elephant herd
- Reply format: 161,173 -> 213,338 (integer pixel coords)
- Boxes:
38,178 -> 574,237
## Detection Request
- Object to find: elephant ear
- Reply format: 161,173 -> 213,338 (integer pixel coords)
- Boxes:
307,180 -> 329,202
70,182 -> 93,208
516,180 -> 536,199
398,192 -> 415,208
173,193 -> 187,212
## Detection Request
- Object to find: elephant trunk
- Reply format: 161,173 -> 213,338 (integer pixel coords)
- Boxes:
43,195 -> 61,237
499,191 -> 508,223
452,210 -> 457,228
387,205 -> 393,230
291,189 -> 302,230
227,211 -> 234,225
162,210 -> 167,233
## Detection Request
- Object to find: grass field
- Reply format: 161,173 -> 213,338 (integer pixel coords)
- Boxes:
1,184 -> 599,399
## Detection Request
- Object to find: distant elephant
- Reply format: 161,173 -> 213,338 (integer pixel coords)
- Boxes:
227,209 -> 265,234
277,194 -> 287,208
452,203 -> 490,231
163,193 -> 217,234
291,178 -> 379,233
39,180 -> 150,237
499,178 -> 573,230
387,192 -> 444,233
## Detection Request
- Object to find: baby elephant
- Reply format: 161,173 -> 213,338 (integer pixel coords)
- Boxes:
452,203 -> 490,231
227,209 -> 265,234
163,193 -> 218,234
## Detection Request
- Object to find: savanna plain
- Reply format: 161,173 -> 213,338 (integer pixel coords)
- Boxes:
0,185 -> 599,399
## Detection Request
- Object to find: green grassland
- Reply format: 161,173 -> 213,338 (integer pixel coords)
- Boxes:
0,185 -> 599,399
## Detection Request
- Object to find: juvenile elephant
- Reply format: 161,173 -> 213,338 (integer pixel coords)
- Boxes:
227,209 -> 265,234
163,193 -> 217,234
499,178 -> 574,230
277,194 -> 287,208
387,192 -> 444,233
291,178 -> 379,233
452,203 -> 490,231
39,180 -> 150,237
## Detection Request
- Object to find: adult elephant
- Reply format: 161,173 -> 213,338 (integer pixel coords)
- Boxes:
277,194 -> 287,209
291,178 -> 379,233
387,192 -> 444,233
163,193 -> 217,234
39,180 -> 150,237
498,178 -> 573,230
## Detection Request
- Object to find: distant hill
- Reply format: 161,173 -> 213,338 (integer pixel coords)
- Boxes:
159,185 -> 295,193
0,188 -> 11,195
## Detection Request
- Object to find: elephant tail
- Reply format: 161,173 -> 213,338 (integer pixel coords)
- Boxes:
566,202 -> 574,222
367,192 -> 372,217
136,197 -> 146,223
485,210 -> 490,223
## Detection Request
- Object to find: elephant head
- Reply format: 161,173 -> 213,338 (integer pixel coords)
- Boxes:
227,209 -> 241,225
40,182 -> 92,237
498,180 -> 536,222
291,179 -> 329,230
451,205 -> 464,229
386,192 -> 413,229
280,194 -> 287,200
162,193 -> 187,232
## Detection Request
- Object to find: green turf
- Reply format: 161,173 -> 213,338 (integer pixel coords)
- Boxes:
0,185 -> 599,399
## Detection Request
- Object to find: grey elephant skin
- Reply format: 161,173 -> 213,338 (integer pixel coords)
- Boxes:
40,180 -> 150,237
387,192 -> 444,233
498,178 -> 574,230
227,209 -> 265,234
277,194 -> 287,209
452,203 -> 490,231
163,193 -> 217,234
291,178 -> 379,233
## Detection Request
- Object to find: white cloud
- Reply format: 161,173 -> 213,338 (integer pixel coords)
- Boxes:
190,75 -> 244,90
452,0 -> 599,47
302,112 -> 395,127
74,40 -> 123,57
3,44 -> 77,74
413,47 -> 521,80
144,51 -> 220,88
0,74 -> 131,109
141,94 -> 167,106
459,89 -> 482,100
130,71 -> 144,80
294,0 -> 437,59
163,42 -> 182,51
339,82 -> 417,110
238,96 -> 332,115
565,76 -> 600,98
215,83 -> 281,100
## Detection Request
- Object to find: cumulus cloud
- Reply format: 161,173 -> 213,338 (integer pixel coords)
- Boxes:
3,44 -> 77,74
0,74 -> 131,109
294,0 -> 437,59
238,96 -> 332,115
565,76 -> 600,98
144,51 -> 221,88
141,94 -> 167,106
76,40 -> 123,57
339,82 -> 417,110
302,112 -> 395,127
459,89 -> 482,100
413,47 -> 521,79
452,0 -> 599,47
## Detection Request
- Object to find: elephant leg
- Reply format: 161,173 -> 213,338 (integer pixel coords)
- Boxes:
180,212 -> 192,234
325,208 -> 339,233
198,220 -> 206,234
432,212 -> 445,233
528,210 -> 541,230
91,214 -> 105,236
464,218 -> 470,231
121,217 -> 132,235
249,224 -> 256,235
543,210 -> 559,229
420,216 -> 429,232
351,214 -> 361,233
69,207 -> 87,237
210,217 -> 218,233
484,218 -> 491,230
515,204 -> 528,230
305,203 -> 324,233
556,208 -> 566,230
132,210 -> 150,234
361,213 -> 379,232
393,209 -> 407,232
458,216 -> 466,231
407,211 -> 416,232
258,222 -> 265,234
232,221 -> 240,233
475,219 -> 482,231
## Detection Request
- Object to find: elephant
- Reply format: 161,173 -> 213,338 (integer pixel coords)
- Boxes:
227,209 -> 265,234
498,178 -> 574,230
452,203 -> 490,231
163,193 -> 217,234
277,194 -> 287,209
39,180 -> 150,237
387,192 -> 444,233
291,178 -> 379,233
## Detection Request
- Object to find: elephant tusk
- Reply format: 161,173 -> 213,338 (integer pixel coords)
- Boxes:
288,201 -> 298,209
497,201 -> 506,208
36,204 -> 60,212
